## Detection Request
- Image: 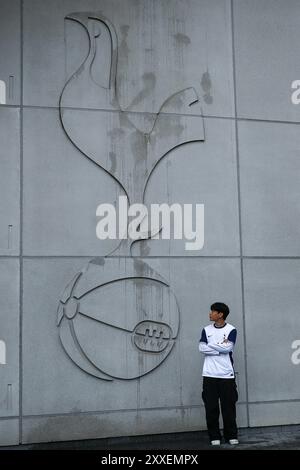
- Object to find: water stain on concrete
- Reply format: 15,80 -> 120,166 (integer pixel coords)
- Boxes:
130,130 -> 148,162
90,257 -> 106,266
174,33 -> 191,46
153,115 -> 185,141
201,71 -> 213,105
109,151 -> 117,174
107,127 -> 126,139
127,72 -> 156,109
119,112 -> 134,129
133,258 -> 154,277
119,25 -> 130,60
166,93 -> 184,111
140,242 -> 151,257
26,414 -> 114,445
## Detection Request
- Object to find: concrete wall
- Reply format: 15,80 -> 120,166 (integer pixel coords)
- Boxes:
0,0 -> 300,445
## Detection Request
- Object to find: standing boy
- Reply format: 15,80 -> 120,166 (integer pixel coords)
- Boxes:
199,302 -> 239,446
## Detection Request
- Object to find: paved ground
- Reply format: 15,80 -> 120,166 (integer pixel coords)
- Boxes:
2,424 -> 300,450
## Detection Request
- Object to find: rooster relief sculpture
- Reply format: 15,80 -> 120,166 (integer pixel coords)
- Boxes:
57,12 -> 205,380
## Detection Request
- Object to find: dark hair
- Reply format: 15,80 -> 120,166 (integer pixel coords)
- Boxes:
210,302 -> 230,320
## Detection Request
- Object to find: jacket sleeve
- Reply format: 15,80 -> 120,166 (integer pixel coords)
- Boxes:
198,328 -> 220,356
208,329 -> 237,353
199,342 -> 220,355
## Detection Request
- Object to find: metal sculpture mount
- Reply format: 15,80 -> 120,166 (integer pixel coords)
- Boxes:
57,11 -> 205,380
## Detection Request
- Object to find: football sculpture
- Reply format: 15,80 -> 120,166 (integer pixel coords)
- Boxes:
57,258 -> 180,381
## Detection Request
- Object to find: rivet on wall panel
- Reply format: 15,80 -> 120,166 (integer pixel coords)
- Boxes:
0,80 -> 6,104
8,76 -> 14,100
0,340 -> 6,365
7,225 -> 13,250
7,384 -> 12,410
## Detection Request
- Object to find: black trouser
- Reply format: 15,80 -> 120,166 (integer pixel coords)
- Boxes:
202,376 -> 238,441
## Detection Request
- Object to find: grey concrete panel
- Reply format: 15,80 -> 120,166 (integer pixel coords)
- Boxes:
0,419 -> 19,446
23,257 -> 183,415
56,257 -> 184,408
249,402 -> 300,428
234,0 -> 300,121
236,404 -> 248,429
22,404 -> 248,444
23,257 -> 245,421
0,108 -> 20,255
142,257 -> 247,407
131,118 -> 240,256
0,259 -> 19,418
0,0 -> 20,106
61,257 -> 245,409
23,258 -> 140,415
23,108 -> 123,256
244,259 -> 300,403
23,0 -> 234,117
24,106 -> 207,256
22,407 -> 205,444
239,121 -> 300,256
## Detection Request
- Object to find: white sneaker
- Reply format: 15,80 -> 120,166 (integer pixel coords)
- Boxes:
210,440 -> 221,446
229,439 -> 239,445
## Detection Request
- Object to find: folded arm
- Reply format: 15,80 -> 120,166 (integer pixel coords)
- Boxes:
208,329 -> 237,353
208,341 -> 234,353
199,341 -> 220,356
198,328 -> 219,355
198,328 -> 237,354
